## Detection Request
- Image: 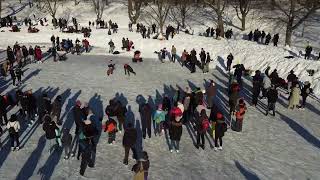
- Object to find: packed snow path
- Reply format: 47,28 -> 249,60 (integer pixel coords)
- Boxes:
0,54 -> 319,180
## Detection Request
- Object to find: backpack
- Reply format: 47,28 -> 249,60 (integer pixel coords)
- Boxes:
202,119 -> 210,131
133,162 -> 145,180
8,123 -> 16,134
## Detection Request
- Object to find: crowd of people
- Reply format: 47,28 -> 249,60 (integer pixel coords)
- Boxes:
247,29 -> 279,46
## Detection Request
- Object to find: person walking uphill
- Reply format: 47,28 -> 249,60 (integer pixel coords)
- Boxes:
206,80 -> 216,109
300,81 -> 312,109
171,45 -> 177,63
74,100 -> 83,135
123,123 -> 137,165
7,114 -> 21,151
124,64 -> 136,76
266,85 -> 278,116
139,102 -> 152,139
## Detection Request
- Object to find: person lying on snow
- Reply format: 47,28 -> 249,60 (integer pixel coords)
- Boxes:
124,64 -> 136,76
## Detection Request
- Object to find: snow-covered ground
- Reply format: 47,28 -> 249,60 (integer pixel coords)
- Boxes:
0,1 -> 320,179
0,54 -> 320,180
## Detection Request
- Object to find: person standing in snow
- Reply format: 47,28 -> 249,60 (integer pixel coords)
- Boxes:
107,61 -> 115,76
139,102 -> 152,139
62,128 -> 73,159
171,45 -> 177,63
213,112 -> 226,151
169,106 -> 183,153
200,48 -> 206,71
227,53 -> 233,72
104,118 -> 117,144
79,138 -> 95,176
153,104 -> 166,136
305,44 -> 313,60
288,84 -> 301,109
300,81 -> 312,109
196,109 -> 209,149
26,89 -> 37,126
286,70 -> 297,94
272,34 -> 279,46
266,85 -> 278,116
74,100 -> 83,135
15,67 -> 23,85
229,81 -> 240,115
183,87 -> 192,123
252,70 -> 262,107
203,52 -> 211,73
43,114 -> 62,152
206,80 -> 216,109
28,45 -> 34,62
9,66 -> 16,86
7,114 -> 21,151
265,33 -> 271,45
123,122 -> 137,165
108,39 -> 115,53
262,74 -> 271,98
51,95 -> 62,125
233,99 -> 247,132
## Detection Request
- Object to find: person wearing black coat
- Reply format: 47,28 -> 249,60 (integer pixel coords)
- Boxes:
9,67 -> 16,86
62,128 -> 73,159
199,48 -> 206,69
26,90 -> 37,125
252,70 -> 262,106
273,34 -> 279,46
213,112 -> 225,151
15,67 -> 23,85
248,31 -> 253,41
266,85 -> 278,116
227,53 -> 233,71
124,64 -> 136,76
80,138 -> 95,176
51,95 -> 62,125
265,33 -> 271,45
37,93 -> 51,123
0,95 -> 8,125
270,69 -> 279,86
169,116 -> 183,152
7,47 -> 15,66
74,101 -> 83,135
301,82 -> 312,109
287,70 -> 297,93
122,123 -> 137,165
139,103 -> 152,139
305,45 -> 313,60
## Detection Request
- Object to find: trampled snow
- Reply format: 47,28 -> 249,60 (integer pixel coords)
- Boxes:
0,1 -> 320,180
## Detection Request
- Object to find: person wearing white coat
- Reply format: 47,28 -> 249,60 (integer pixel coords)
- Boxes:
7,114 -> 21,151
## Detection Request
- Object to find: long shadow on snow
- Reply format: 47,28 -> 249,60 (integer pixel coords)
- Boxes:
37,90 -> 81,180
16,136 -> 47,180
278,112 -> 320,149
235,160 -> 260,180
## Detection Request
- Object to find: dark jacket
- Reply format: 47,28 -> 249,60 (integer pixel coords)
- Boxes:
214,118 -> 225,138
62,131 -> 72,146
267,88 -> 278,103
73,105 -> 83,127
287,73 -> 297,83
139,103 -> 152,128
169,119 -> 183,141
123,127 -> 137,147
43,119 -> 58,140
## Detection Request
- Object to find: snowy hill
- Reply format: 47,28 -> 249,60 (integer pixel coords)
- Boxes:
0,1 -> 320,180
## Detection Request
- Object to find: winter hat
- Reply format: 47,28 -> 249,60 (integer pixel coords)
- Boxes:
10,114 -> 17,122
216,112 -> 223,120
158,104 -> 163,110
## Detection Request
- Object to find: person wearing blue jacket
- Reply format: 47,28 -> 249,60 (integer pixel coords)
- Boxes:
153,104 -> 166,136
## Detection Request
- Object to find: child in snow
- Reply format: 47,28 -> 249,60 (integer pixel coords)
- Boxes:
62,128 -> 73,159
153,104 -> 166,136
107,61 -> 115,76
108,40 -> 115,53
124,64 -> 136,76
104,118 -> 117,144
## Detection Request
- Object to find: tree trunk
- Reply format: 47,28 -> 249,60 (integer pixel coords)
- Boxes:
241,13 -> 246,31
218,14 -> 224,37
285,19 -> 293,46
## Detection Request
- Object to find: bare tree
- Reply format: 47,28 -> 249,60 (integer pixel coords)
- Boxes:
92,0 -> 106,21
128,0 -> 145,24
234,0 -> 251,31
204,0 -> 228,37
44,0 -> 60,19
170,0 -> 199,28
143,0 -> 171,34
274,0 -> 320,46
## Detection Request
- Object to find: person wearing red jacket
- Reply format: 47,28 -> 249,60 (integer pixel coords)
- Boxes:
35,46 -> 42,62
82,39 -> 90,53
233,99 -> 247,132
169,107 -> 183,153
